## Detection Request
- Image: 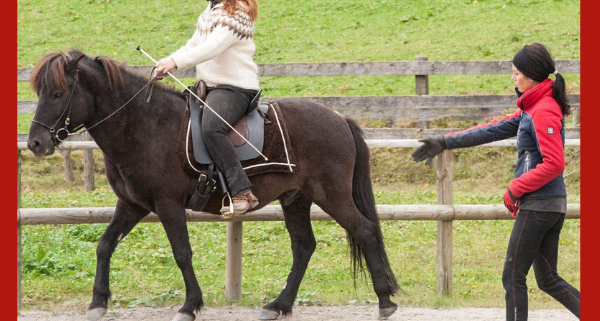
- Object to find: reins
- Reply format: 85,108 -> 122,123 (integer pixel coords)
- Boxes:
75,74 -> 157,136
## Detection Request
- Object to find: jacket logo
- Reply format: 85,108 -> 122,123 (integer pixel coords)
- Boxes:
547,127 -> 554,135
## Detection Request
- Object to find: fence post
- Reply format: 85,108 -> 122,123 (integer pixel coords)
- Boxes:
434,150 -> 454,296
225,221 -> 243,301
59,150 -> 74,182
415,55 -> 430,129
83,132 -> 96,192
17,150 -> 22,310
572,108 -> 580,128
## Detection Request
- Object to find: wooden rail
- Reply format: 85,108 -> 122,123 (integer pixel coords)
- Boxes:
16,59 -> 581,81
17,94 -> 581,121
17,204 -> 581,225
16,128 -> 582,143
15,138 -> 582,151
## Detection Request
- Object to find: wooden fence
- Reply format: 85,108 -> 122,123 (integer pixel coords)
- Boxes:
17,138 -> 581,309
17,57 -> 581,191
17,58 -> 581,123
17,57 -> 581,309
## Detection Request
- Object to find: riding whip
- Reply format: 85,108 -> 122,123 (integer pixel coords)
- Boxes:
137,46 -> 268,161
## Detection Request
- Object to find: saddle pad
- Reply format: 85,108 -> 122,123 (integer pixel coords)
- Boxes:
241,101 -> 297,177
189,96 -> 265,164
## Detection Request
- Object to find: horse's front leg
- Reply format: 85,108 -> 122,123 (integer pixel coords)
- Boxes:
155,200 -> 203,321
87,200 -> 149,321
260,195 -> 315,320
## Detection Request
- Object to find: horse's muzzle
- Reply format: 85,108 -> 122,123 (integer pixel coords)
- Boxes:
27,137 -> 56,156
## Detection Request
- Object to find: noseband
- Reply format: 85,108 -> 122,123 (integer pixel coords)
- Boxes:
31,70 -> 81,142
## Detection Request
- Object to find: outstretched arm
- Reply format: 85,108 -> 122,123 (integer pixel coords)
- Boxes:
444,110 -> 522,149
412,110 -> 522,165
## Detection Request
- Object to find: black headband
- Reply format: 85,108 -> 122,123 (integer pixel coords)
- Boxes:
512,46 -> 552,83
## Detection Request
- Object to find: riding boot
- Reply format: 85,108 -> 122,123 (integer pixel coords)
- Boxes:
220,188 -> 259,215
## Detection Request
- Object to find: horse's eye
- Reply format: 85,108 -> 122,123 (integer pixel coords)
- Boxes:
54,92 -> 63,99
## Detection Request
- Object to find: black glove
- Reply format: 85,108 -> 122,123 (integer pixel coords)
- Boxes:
411,136 -> 447,165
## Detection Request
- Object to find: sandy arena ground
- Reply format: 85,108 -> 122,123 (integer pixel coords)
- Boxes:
18,306 -> 578,321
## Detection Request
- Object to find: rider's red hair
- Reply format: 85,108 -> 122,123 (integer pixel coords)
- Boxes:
222,0 -> 258,21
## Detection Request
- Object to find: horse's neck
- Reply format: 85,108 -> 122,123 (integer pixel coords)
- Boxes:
88,84 -> 185,162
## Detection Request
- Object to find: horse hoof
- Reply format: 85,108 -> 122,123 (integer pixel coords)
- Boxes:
86,307 -> 107,321
172,312 -> 195,321
258,308 -> 280,320
378,305 -> 398,320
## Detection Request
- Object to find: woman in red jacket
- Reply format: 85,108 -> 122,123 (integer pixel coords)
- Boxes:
412,43 -> 580,320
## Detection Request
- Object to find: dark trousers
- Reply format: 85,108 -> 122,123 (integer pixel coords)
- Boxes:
502,210 -> 580,320
202,86 -> 257,197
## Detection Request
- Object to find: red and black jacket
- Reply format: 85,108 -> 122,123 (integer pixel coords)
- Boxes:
443,78 -> 566,200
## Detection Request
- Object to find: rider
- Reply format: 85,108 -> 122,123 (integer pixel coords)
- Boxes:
155,0 -> 260,215
412,43 -> 580,320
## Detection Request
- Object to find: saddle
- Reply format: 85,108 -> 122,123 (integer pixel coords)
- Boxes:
188,80 -> 266,164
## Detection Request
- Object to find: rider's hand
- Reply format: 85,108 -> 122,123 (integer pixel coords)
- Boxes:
154,58 -> 177,80
411,136 -> 447,166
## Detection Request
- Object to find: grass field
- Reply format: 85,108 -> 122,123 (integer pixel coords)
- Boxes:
18,0 -> 580,312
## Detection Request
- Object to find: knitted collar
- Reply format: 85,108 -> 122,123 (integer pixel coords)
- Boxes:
208,0 -> 223,10
516,78 -> 553,111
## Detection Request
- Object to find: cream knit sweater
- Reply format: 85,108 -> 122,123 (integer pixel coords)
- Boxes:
169,2 -> 259,90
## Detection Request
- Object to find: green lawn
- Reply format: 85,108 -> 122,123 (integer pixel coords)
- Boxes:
17,0 -> 580,312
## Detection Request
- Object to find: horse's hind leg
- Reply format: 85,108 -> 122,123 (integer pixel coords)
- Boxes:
87,200 -> 149,321
155,200 -> 203,321
312,194 -> 398,319
259,194 -> 315,320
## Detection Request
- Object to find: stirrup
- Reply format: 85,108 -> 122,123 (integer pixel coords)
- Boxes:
220,193 -> 235,218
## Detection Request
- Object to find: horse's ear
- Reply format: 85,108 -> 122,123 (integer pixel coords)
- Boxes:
66,52 -> 86,75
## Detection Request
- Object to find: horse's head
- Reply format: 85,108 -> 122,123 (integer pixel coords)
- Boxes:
27,50 -> 123,156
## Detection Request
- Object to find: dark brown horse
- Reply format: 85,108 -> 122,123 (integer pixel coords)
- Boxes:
27,50 -> 399,321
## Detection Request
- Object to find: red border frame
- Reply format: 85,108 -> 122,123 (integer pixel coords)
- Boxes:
11,1 -> 586,319
9,0 -> 18,319
580,0 -> 593,318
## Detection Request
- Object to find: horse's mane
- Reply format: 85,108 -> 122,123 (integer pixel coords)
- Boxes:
30,52 -> 71,94
30,50 -> 184,98
94,53 -> 124,91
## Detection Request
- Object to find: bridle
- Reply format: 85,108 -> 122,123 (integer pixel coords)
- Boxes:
31,70 -> 81,142
31,67 -> 157,144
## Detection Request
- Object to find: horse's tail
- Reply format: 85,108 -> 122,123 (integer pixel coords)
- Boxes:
345,118 -> 399,294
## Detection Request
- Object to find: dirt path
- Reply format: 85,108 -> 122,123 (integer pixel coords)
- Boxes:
18,306 -> 578,321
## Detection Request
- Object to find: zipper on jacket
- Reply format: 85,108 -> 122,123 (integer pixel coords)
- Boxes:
525,151 -> 530,173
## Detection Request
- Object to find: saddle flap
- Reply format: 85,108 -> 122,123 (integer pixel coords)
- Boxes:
227,118 -> 249,147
